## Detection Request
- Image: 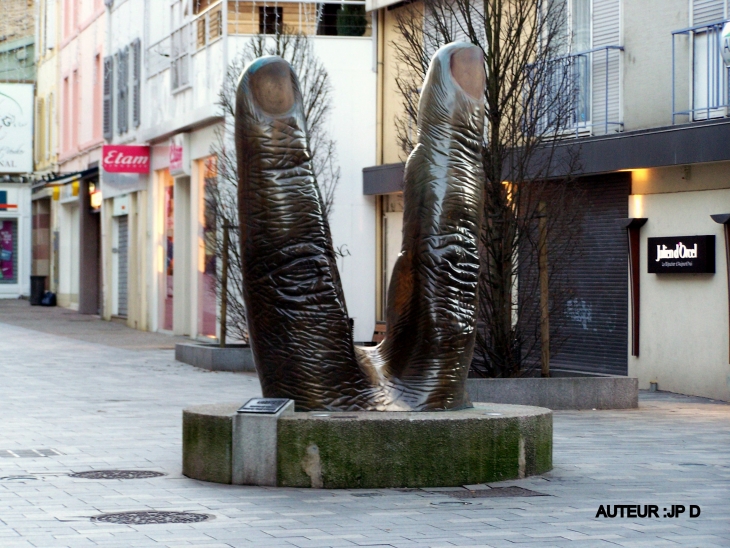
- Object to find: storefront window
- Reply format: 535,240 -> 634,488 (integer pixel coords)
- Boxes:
163,173 -> 174,331
199,157 -> 218,338
0,219 -> 17,284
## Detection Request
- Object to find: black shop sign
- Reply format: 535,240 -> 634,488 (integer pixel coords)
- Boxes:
648,235 -> 715,274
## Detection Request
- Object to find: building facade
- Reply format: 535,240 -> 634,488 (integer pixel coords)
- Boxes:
0,0 -> 35,299
31,0 -> 60,303
49,0 -> 106,313
96,0 -> 377,342
365,0 -> 730,401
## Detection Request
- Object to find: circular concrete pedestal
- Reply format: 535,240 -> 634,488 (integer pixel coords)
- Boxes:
183,403 -> 552,489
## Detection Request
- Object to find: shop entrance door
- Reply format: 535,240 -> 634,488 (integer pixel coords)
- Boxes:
173,176 -> 191,335
112,215 -> 128,317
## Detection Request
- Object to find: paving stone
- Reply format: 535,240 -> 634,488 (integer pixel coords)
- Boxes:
0,313 -> 728,548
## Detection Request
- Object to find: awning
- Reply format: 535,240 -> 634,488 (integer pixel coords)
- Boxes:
41,167 -> 99,187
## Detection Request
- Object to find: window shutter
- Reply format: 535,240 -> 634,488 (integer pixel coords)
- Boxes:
132,38 -> 141,128
46,92 -> 53,161
591,0 -> 621,134
117,47 -> 129,135
103,56 -> 113,139
693,0 -> 724,25
35,97 -> 45,165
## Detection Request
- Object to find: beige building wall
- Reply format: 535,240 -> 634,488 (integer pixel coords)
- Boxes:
377,3 -> 420,166
35,0 -> 60,173
629,181 -> 730,402
622,0 -> 689,131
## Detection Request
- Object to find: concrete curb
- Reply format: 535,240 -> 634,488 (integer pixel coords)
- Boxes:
182,403 -> 553,488
466,376 -> 639,410
175,343 -> 256,372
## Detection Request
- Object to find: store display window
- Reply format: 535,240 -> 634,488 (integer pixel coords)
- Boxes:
0,219 -> 17,284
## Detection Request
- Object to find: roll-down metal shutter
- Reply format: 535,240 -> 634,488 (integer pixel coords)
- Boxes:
118,215 -> 128,317
549,173 -> 630,376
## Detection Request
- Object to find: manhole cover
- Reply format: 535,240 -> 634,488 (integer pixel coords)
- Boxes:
70,470 -> 166,480
431,501 -> 472,506
91,511 -> 211,525
0,475 -> 38,482
449,487 -> 548,499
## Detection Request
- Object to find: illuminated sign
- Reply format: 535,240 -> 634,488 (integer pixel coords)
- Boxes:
648,236 -> 715,274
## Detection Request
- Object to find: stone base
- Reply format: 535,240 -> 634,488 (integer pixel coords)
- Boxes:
175,343 -> 256,373
182,403 -> 552,488
466,376 -> 638,410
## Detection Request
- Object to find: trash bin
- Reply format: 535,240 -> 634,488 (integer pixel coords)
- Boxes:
30,276 -> 46,306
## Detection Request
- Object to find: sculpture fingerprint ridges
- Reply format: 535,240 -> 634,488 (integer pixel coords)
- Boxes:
235,44 -> 485,411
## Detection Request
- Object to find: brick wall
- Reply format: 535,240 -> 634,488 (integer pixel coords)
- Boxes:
0,0 -> 34,44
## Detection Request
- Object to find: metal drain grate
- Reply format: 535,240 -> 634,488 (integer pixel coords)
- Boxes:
70,470 -> 165,480
449,486 -> 548,499
91,511 -> 211,525
351,492 -> 383,497
0,449 -> 62,458
431,501 -> 472,506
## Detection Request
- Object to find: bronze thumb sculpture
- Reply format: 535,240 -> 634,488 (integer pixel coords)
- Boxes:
235,43 -> 486,411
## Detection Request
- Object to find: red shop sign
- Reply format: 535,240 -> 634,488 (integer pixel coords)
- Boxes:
102,145 -> 151,173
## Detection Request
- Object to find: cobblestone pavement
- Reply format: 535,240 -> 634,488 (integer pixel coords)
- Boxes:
0,316 -> 728,548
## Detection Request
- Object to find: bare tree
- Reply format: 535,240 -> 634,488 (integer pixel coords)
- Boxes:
392,0 -> 586,377
205,30 -> 341,343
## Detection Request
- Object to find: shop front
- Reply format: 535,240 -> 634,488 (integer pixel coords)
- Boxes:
0,183 -> 31,298
150,126 -> 221,340
627,164 -> 730,402
100,144 -> 151,329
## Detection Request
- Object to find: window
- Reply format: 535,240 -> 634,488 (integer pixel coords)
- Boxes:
35,97 -> 45,165
103,57 -> 113,139
63,76 -> 70,152
0,219 -> 18,284
72,70 -> 79,149
46,92 -> 54,161
259,7 -> 282,35
544,0 -> 592,128
94,54 -> 102,140
171,26 -> 190,90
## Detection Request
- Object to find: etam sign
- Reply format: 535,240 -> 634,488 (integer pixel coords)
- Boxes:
102,145 -> 150,174
648,236 -> 715,274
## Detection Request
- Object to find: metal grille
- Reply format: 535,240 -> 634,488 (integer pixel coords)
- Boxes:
117,215 -> 128,317
0,449 -> 62,458
70,470 -> 165,480
91,511 -> 211,525
449,487 -> 549,499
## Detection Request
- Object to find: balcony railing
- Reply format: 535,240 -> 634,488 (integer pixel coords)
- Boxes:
145,0 -> 371,80
673,20 -> 730,124
227,0 -> 371,37
531,45 -> 623,138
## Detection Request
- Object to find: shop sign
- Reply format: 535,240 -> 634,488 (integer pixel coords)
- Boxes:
0,189 -> 18,210
102,145 -> 150,173
648,235 -> 715,274
0,83 -> 34,174
169,133 -> 190,176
